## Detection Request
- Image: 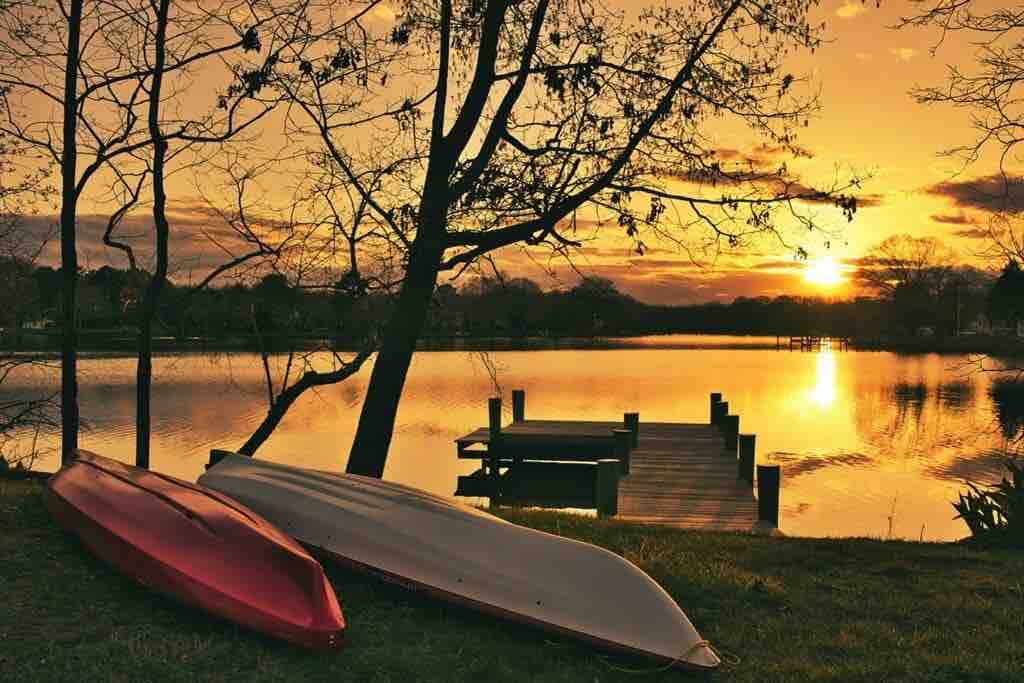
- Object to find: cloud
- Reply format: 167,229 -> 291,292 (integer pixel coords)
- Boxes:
953,228 -> 990,239
925,174 -> 1024,214
17,203 -> 288,282
930,212 -> 972,225
888,47 -> 917,62
836,1 -> 867,19
748,259 -> 803,271
489,244 -> 857,305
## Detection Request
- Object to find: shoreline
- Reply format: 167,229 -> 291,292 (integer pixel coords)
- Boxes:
2,330 -> 1023,356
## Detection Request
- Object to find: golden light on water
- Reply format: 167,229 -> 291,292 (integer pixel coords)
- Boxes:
810,348 -> 837,407
803,257 -> 843,287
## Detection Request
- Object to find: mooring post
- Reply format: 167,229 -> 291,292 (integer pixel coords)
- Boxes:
511,389 -> 525,422
709,392 -> 722,423
738,434 -> 756,484
757,464 -> 781,527
713,400 -> 729,429
595,459 -> 620,518
724,414 -> 740,453
206,448 -> 234,470
612,428 -> 632,475
623,412 -> 639,448
488,397 -> 502,504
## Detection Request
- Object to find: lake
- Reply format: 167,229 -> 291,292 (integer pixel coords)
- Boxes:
7,335 -> 1021,541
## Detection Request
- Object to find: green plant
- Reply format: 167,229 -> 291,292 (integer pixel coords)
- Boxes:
954,459 -> 1024,548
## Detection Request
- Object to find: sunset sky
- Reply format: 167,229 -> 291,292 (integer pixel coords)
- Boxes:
25,0 -> 1016,305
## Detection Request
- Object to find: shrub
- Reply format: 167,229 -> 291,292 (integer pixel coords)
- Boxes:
953,459 -> 1024,548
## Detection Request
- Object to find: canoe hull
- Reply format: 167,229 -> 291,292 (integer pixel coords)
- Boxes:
47,450 -> 345,649
199,454 -> 719,669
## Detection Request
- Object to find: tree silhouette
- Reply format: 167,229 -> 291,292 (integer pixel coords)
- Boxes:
269,0 -> 866,477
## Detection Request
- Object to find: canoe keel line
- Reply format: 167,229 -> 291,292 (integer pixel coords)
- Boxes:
200,454 -> 720,669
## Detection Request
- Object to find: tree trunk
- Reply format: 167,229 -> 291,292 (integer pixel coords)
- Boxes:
59,0 -> 84,466
135,0 -> 170,469
346,234 -> 444,477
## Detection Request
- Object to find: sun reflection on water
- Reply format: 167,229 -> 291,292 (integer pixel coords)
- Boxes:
809,348 -> 836,407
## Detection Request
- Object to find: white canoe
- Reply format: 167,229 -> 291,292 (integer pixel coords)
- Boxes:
198,454 -> 720,669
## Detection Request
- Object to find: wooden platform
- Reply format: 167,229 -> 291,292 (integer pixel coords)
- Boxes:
455,419 -> 757,532
615,422 -> 757,531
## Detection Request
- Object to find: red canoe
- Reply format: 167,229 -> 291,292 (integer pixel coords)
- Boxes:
45,450 -> 345,649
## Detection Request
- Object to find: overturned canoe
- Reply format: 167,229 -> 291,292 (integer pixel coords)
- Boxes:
199,453 -> 719,669
46,450 -> 345,649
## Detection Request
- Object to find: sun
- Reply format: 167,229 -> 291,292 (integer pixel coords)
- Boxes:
804,257 -> 843,287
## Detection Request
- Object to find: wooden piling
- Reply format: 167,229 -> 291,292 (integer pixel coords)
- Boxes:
738,434 -> 756,484
613,428 -> 632,475
488,397 -> 502,504
757,464 -> 781,527
512,389 -> 525,422
723,414 -> 740,453
712,400 -> 728,428
623,412 -> 639,448
595,459 -> 620,517
709,393 -> 722,423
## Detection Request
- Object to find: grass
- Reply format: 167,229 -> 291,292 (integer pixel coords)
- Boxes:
3,479 -> 1023,682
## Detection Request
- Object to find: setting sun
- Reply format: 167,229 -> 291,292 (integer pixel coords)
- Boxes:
804,257 -> 843,287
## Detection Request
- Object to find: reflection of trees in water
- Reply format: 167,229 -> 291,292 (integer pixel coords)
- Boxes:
892,382 -> 928,429
989,378 -> 1024,442
849,373 -> 990,476
937,381 -> 975,411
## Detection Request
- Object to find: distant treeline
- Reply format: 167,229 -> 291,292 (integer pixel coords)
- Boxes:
2,263 -> 1003,346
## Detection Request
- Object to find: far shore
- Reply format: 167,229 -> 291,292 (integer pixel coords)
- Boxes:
2,328 -> 1023,356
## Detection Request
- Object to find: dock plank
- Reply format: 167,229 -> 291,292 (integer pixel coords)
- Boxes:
618,424 -> 758,531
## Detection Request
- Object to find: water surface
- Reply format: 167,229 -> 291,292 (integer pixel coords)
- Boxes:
8,335 -> 1020,541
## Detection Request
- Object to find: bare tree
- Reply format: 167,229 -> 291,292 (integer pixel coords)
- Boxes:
857,234 -> 957,298
898,1 -> 1024,365
269,0 -> 865,477
0,0 -> 362,467
229,157 -> 399,456
897,2 -> 1024,263
0,95 -> 58,469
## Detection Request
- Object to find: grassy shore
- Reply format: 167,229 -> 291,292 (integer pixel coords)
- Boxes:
3,479 -> 1023,682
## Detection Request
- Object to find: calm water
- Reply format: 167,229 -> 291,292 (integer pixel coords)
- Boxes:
7,335 -> 1021,541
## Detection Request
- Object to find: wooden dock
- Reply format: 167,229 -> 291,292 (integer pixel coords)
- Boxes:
778,335 -> 850,351
454,391 -> 778,533
615,422 -> 757,531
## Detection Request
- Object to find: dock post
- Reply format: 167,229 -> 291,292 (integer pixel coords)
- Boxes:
709,393 -> 722,423
757,464 -> 781,527
595,459 -> 620,518
512,389 -> 525,422
712,400 -> 729,429
613,429 -> 632,474
488,397 -> 502,504
738,434 -> 756,483
623,412 -> 639,448
724,414 -> 740,453
206,449 -> 234,470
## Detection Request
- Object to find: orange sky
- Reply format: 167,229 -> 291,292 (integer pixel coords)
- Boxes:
518,0 -> 1013,304
24,0 -> 1015,304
